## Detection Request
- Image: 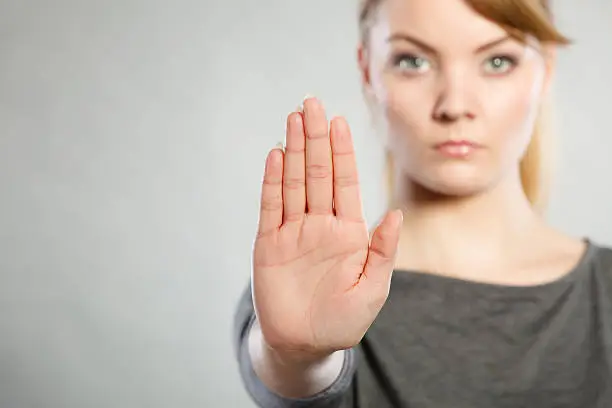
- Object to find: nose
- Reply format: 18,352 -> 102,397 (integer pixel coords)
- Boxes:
432,72 -> 475,122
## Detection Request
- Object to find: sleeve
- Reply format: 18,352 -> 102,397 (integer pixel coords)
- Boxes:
232,281 -> 357,408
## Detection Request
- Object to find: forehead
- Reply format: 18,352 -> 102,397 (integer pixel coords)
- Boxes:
372,0 -> 510,48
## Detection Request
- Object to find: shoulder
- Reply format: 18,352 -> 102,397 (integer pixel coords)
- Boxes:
589,239 -> 612,268
586,239 -> 612,289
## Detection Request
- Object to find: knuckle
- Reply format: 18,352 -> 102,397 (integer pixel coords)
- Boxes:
283,212 -> 304,222
338,215 -> 364,223
306,164 -> 332,180
308,207 -> 332,215
256,228 -> 276,240
260,197 -> 282,212
283,177 -> 306,190
306,126 -> 328,140
285,147 -> 305,154
263,176 -> 281,186
334,174 -> 359,188
370,244 -> 390,261
332,148 -> 354,156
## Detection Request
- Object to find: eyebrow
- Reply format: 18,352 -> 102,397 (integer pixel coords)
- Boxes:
387,33 -> 512,55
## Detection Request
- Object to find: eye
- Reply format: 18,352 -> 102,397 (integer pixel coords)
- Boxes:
392,53 -> 431,73
483,55 -> 517,74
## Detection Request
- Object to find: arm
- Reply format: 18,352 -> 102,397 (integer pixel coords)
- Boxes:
233,282 -> 356,407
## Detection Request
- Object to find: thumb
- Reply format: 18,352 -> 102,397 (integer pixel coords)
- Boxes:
362,209 -> 403,287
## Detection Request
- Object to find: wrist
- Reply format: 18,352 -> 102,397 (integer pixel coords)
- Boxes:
263,340 -> 338,369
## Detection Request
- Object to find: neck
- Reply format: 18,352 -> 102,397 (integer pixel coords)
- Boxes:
392,170 -> 548,274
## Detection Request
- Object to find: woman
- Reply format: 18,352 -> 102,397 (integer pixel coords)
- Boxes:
234,0 -> 612,406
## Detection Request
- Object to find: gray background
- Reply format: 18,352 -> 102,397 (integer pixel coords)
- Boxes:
0,0 -> 610,407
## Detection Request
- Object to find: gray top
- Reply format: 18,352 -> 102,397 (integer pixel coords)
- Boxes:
233,239 -> 612,407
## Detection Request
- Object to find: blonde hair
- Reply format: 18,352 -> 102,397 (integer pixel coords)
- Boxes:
358,0 -> 571,212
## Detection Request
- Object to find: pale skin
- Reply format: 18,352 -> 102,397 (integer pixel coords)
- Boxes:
248,0 -> 587,399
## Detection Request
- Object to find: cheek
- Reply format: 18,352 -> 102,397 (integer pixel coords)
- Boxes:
486,69 -> 545,147
378,76 -> 434,142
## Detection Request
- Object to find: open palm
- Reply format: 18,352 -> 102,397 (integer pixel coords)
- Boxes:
252,97 -> 402,357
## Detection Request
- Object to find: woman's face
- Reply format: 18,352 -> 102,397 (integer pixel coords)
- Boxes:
361,0 -> 553,197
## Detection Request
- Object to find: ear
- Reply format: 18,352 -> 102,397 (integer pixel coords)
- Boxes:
541,44 -> 557,96
357,43 -> 373,95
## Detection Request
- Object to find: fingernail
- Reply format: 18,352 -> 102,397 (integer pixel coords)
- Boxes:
299,94 -> 315,111
392,209 -> 403,229
275,141 -> 285,152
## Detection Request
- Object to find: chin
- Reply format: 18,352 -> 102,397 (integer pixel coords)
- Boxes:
414,163 -> 495,198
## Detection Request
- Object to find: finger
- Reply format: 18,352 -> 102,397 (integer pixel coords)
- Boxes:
283,111 -> 306,223
362,210 -> 403,285
330,116 -> 363,222
303,97 -> 333,215
257,147 -> 284,238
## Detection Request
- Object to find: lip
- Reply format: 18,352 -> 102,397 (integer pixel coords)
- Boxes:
434,140 -> 482,158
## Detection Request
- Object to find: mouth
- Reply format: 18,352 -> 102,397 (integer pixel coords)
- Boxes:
433,140 -> 483,158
